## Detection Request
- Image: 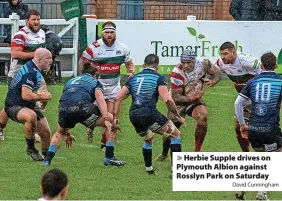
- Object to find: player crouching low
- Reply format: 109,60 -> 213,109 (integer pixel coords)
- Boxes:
43,62 -> 125,166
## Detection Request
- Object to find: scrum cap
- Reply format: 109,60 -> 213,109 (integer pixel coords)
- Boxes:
180,50 -> 196,62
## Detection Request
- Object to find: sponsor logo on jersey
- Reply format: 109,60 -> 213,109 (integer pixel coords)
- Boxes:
26,79 -> 34,86
98,50 -> 103,55
13,39 -> 24,44
100,66 -> 120,71
116,50 -> 121,55
171,78 -> 182,86
255,104 -> 267,116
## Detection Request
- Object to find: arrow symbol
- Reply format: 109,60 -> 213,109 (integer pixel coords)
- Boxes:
177,155 -> 182,161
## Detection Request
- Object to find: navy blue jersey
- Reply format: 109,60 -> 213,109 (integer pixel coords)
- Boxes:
240,72 -> 282,125
126,68 -> 167,110
5,60 -> 42,108
60,73 -> 103,105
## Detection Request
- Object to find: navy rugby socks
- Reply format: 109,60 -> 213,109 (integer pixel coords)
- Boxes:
162,138 -> 171,156
26,137 -> 35,150
142,143 -> 152,168
105,141 -> 114,158
170,137 -> 181,160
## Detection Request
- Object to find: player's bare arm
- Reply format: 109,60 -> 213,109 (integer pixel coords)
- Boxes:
22,87 -> 52,101
203,60 -> 221,87
113,86 -> 130,120
158,85 -> 185,124
171,87 -> 203,104
95,89 -> 111,121
125,59 -> 135,78
11,46 -> 35,59
78,57 -> 90,72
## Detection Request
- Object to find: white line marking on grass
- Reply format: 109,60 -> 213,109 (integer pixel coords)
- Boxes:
56,156 -> 67,160
205,92 -> 232,97
75,143 -> 99,148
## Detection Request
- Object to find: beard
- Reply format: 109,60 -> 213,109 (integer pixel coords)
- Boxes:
102,37 -> 116,47
28,24 -> 40,33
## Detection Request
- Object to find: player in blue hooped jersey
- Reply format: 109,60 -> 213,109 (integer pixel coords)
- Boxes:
3,48 -> 53,161
235,52 -> 282,200
113,54 -> 185,175
43,62 -> 125,167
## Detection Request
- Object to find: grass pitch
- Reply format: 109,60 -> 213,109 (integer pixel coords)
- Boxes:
0,79 -> 281,200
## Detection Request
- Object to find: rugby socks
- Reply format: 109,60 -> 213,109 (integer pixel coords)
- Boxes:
45,145 -> 57,160
105,141 -> 114,158
142,143 -> 152,168
170,137 -> 181,161
26,137 -> 35,150
195,123 -> 207,152
162,138 -> 171,156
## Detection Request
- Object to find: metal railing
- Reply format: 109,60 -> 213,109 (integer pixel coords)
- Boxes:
0,1 -> 214,41
117,0 -> 214,20
1,1 -> 214,20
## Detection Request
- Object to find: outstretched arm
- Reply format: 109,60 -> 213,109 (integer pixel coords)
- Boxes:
95,89 -> 110,121
113,86 -> 130,120
158,85 -> 184,124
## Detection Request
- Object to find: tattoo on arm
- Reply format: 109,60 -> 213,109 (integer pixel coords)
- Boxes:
171,88 -> 189,104
166,99 -> 181,118
207,65 -> 221,85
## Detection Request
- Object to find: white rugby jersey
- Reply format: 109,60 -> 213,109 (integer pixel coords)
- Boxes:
81,39 -> 131,99
171,57 -> 212,89
9,26 -> 45,78
215,52 -> 261,92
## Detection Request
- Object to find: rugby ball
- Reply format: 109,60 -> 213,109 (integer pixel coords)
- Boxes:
184,80 -> 203,96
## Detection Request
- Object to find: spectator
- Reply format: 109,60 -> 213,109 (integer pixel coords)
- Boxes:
229,0 -> 264,21
3,0 -> 28,43
263,0 -> 282,20
39,168 -> 69,200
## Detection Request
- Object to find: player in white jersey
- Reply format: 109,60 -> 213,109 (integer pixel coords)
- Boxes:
0,9 -> 48,144
215,42 -> 262,201
215,42 -> 261,154
158,50 -> 221,160
79,21 -> 135,151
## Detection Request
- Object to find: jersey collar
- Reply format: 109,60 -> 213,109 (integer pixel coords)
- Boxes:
261,70 -> 275,73
31,60 -> 40,70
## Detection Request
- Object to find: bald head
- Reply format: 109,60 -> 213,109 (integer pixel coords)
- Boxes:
33,48 -> 53,71
34,48 -> 52,59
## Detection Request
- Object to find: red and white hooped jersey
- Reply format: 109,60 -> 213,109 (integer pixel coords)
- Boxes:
81,39 -> 131,99
8,26 -> 45,78
171,57 -> 212,90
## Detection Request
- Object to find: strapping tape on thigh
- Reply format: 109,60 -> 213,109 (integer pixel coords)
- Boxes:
163,120 -> 176,139
143,130 -> 154,140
